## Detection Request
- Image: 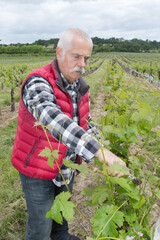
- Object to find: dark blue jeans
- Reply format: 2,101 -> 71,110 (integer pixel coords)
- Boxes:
19,172 -> 74,240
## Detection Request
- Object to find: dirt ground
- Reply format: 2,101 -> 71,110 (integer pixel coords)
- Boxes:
0,102 -> 19,129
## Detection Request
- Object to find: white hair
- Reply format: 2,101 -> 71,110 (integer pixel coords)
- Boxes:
57,28 -> 93,61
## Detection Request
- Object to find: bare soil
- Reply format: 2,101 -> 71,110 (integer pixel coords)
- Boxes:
0,103 -> 19,129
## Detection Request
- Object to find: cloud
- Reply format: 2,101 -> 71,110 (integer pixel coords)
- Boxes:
0,0 -> 160,44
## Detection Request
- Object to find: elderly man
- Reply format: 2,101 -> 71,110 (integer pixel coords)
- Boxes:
12,28 -> 126,240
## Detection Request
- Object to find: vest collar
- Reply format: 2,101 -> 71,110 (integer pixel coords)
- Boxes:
53,58 -> 89,96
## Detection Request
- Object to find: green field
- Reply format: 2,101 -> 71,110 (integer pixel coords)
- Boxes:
0,55 -> 55,65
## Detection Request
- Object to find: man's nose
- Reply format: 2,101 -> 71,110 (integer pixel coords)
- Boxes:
77,58 -> 86,68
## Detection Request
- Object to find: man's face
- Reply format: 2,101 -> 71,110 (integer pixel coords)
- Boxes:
56,36 -> 92,84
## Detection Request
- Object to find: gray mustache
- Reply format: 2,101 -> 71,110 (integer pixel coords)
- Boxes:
70,67 -> 85,74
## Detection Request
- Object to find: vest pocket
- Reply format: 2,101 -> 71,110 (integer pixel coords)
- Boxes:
24,141 -> 38,168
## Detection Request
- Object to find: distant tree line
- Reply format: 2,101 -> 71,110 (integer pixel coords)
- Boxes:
92,37 -> 160,53
0,37 -> 160,54
0,44 -> 56,55
33,38 -> 59,47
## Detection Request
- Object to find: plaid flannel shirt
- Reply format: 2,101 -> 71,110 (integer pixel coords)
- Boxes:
22,74 -> 100,186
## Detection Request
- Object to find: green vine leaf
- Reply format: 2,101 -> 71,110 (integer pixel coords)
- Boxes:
47,156 -> 54,169
131,106 -> 151,122
51,149 -> 59,159
148,174 -> 160,184
46,192 -> 75,224
39,148 -> 59,169
129,195 -> 145,209
63,159 -> 89,174
92,185 -> 109,205
39,147 -> 51,157
125,209 -> 138,224
107,161 -> 130,176
110,177 -> 132,192
91,205 -> 124,238
119,229 -> 127,240
155,188 -> 160,199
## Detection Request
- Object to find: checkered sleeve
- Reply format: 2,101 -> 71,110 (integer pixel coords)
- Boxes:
22,76 -> 100,162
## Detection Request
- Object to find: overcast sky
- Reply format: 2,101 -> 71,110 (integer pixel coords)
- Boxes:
1,0 -> 160,45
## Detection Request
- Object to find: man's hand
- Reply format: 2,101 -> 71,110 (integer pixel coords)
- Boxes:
95,147 -> 126,177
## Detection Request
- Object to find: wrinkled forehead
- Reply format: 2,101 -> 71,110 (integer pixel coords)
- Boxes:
68,36 -> 93,54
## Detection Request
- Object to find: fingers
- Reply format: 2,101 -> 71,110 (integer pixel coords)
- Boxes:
108,169 -> 125,178
99,148 -> 126,177
115,172 -> 125,177
120,160 -> 126,167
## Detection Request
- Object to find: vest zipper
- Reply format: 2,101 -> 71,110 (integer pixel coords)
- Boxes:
24,141 -> 38,168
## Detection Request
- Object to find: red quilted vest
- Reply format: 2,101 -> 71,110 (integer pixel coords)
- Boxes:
11,59 -> 89,180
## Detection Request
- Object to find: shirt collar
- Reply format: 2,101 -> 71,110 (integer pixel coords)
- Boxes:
60,73 -> 79,90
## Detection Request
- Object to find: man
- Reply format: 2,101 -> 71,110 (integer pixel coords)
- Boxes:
12,28 -> 126,240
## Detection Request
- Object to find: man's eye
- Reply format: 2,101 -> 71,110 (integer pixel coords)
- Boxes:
74,56 -> 80,59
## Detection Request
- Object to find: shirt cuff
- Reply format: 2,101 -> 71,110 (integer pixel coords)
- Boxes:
75,132 -> 101,163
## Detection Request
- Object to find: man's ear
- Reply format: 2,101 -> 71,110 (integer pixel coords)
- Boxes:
56,47 -> 62,60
